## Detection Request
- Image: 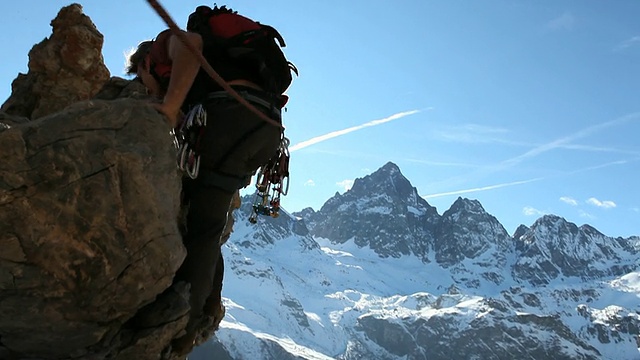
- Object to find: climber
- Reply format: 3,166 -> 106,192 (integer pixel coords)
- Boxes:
126,4 -> 296,355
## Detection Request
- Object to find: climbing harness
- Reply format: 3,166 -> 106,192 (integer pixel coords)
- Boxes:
173,104 -> 207,179
146,0 -> 294,216
249,137 -> 290,224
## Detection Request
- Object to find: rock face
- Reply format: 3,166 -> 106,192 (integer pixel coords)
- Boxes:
0,4 -> 219,360
298,162 -> 440,261
0,99 -> 185,359
513,215 -> 637,285
1,4 -> 110,119
434,197 -> 513,286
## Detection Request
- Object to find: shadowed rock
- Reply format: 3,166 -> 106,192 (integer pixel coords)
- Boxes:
0,4 -> 222,360
0,97 -> 188,359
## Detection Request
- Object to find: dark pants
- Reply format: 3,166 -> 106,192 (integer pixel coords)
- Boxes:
173,95 -> 281,349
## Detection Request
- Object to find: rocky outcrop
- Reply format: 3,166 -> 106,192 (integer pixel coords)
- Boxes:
0,96 -> 187,359
1,4 -> 110,119
0,4 -> 225,360
513,215 -> 637,285
434,197 -> 513,285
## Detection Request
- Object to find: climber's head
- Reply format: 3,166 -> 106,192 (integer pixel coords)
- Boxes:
126,40 -> 163,97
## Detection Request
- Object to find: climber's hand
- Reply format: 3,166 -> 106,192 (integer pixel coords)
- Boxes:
152,102 -> 182,129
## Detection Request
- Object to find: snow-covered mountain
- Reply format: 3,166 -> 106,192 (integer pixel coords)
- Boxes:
191,162 -> 640,360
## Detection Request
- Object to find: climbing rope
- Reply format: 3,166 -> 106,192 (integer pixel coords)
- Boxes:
146,0 -> 292,221
145,0 -> 284,129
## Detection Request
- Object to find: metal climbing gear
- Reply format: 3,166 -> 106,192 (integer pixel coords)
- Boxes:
249,136 -> 290,224
173,104 -> 207,179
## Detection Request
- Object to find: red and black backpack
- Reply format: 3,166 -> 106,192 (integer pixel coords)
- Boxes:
186,5 -> 298,95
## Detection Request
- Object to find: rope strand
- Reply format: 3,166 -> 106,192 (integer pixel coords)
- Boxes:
145,0 -> 284,129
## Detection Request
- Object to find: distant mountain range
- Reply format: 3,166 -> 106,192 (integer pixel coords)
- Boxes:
190,162 -> 640,360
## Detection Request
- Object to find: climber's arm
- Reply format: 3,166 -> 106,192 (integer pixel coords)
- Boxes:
155,31 -> 203,128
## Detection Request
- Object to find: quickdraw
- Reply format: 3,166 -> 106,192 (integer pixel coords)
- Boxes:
173,104 -> 207,179
249,136 -> 290,224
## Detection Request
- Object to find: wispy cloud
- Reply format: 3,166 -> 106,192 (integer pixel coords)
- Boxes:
403,158 -> 482,168
587,197 -> 617,209
500,112 -> 640,169
523,206 -> 546,216
579,210 -> 596,219
422,178 -> 542,199
546,12 -> 575,31
289,110 -> 421,152
336,179 -> 354,192
559,144 -> 640,156
560,196 -> 578,206
433,124 -> 514,144
425,158 -> 633,204
565,160 -> 631,174
615,36 -> 640,51
304,179 -> 315,187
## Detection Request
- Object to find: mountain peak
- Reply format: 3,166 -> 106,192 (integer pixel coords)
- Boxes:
379,161 -> 401,174
349,162 -> 413,199
304,162 -> 440,260
446,197 -> 486,215
365,161 -> 404,185
513,224 -> 530,240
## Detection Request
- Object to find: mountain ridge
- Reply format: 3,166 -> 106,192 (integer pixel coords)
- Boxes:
194,161 -> 640,360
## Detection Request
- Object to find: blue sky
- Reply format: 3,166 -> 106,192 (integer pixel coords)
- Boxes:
1,1 -> 639,237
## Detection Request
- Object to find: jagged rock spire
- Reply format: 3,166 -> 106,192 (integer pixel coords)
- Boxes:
1,4 -> 110,119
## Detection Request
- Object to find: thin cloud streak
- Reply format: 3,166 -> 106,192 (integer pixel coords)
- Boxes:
422,178 -> 543,199
426,112 -> 639,190
615,36 -> 640,51
433,124 -> 514,145
565,159 -> 630,174
559,144 -> 640,156
289,110 -> 421,152
546,12 -> 575,31
560,196 -> 578,206
499,112 -> 640,168
403,158 -> 482,169
425,159 -> 632,202
523,206 -> 546,216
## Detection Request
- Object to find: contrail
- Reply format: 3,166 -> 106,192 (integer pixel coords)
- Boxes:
289,110 -> 421,152
422,157 -> 633,200
500,111 -> 640,168
421,178 -> 544,199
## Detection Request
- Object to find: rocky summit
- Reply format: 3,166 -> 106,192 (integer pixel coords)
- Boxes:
298,162 -> 440,261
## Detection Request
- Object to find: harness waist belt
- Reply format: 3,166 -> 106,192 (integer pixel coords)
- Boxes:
206,90 -> 281,118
